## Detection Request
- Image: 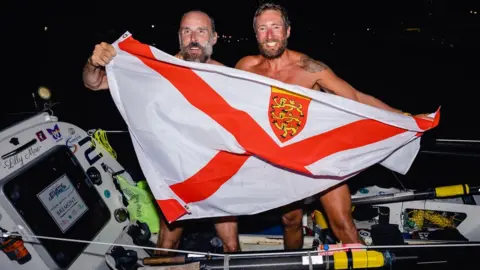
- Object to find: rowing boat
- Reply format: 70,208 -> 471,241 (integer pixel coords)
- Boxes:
1,110 -> 479,270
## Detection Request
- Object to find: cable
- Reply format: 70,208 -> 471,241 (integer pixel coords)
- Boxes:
3,231 -> 480,259
3,232 -> 223,257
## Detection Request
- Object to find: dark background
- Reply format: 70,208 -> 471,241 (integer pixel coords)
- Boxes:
2,0 -> 480,189
1,1 -> 480,268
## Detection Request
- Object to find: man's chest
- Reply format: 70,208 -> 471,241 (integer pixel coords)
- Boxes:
250,66 -> 318,90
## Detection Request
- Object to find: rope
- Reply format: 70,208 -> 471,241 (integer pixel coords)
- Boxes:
88,129 -> 117,159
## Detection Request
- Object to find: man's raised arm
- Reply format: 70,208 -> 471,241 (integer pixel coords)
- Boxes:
83,42 -> 117,91
301,56 -> 405,114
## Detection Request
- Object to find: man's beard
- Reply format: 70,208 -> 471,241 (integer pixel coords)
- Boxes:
258,38 -> 288,59
179,41 -> 213,63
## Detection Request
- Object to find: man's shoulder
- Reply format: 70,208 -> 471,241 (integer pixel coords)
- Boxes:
235,55 -> 262,70
209,59 -> 224,66
295,53 -> 330,74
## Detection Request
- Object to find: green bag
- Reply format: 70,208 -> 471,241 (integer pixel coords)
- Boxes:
116,175 -> 160,233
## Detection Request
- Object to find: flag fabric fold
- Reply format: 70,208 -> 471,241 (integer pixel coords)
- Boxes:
105,32 -> 440,223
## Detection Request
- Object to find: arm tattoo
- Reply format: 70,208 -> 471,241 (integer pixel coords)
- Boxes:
301,56 -> 329,73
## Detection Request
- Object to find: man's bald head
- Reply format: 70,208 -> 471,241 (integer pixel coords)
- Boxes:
178,10 -> 218,63
180,10 -> 216,34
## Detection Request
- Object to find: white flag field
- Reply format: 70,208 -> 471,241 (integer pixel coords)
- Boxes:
105,32 -> 440,223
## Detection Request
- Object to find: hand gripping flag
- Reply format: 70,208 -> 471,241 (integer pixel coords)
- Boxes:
105,32 -> 440,223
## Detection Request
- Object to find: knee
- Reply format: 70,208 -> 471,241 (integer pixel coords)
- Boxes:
156,226 -> 183,252
160,238 -> 180,249
154,237 -> 181,256
223,241 -> 240,253
282,210 -> 303,230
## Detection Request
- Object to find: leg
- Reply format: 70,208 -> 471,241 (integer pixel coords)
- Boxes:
319,183 -> 360,243
214,216 -> 240,252
154,216 -> 184,256
281,205 -> 304,250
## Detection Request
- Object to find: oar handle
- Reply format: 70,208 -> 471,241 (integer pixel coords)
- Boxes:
435,184 -> 476,198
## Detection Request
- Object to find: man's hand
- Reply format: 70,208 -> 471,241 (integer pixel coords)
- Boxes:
89,42 -> 117,67
83,42 -> 116,91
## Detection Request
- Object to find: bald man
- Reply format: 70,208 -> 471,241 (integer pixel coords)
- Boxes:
82,10 -> 240,255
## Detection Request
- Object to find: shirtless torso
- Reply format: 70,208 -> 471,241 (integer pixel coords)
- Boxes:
236,50 -> 326,90
236,46 -> 431,248
236,48 -> 363,248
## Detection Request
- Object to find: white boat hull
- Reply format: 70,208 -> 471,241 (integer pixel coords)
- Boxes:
0,113 -> 134,270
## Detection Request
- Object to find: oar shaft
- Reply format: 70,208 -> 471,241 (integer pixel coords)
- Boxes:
202,250 -> 408,269
143,256 -> 186,265
352,184 -> 480,205
352,191 -> 433,205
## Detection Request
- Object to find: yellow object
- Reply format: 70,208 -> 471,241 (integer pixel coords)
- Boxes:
410,210 -> 455,229
91,129 -> 117,159
314,210 -> 329,229
403,112 -> 412,116
333,252 -> 348,269
352,250 -> 384,268
314,207 -> 355,229
333,250 -> 385,269
435,184 -> 469,198
116,175 -> 160,233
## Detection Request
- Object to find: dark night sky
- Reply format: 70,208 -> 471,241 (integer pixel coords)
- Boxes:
2,0 -> 480,187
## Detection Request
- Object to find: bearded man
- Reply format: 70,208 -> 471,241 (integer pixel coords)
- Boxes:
235,2 -> 430,249
82,10 -> 239,255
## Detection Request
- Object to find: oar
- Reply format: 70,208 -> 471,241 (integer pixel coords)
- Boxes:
352,184 -> 480,205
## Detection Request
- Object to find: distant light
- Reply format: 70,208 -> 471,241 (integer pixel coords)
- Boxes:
475,11 -> 478,15
470,11 -> 473,14
366,28 -> 370,31
151,24 -> 155,28
405,28 -> 421,32
38,86 -> 51,100
44,26 -> 48,31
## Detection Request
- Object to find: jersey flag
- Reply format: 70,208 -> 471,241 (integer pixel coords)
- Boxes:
105,32 -> 440,223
